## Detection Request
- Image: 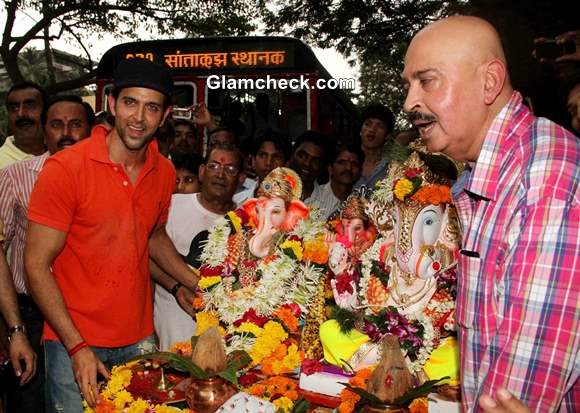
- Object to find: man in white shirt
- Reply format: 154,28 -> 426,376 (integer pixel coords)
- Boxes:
308,142 -> 364,220
152,142 -> 245,350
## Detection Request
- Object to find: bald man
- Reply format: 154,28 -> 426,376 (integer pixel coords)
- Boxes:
403,16 -> 579,412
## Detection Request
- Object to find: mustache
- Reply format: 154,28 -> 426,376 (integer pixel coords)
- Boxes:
408,111 -> 437,123
14,118 -> 36,127
56,137 -> 76,148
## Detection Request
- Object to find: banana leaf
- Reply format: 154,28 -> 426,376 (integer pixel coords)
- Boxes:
392,376 -> 450,406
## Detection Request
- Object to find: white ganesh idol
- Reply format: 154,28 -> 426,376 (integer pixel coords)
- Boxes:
320,144 -> 462,399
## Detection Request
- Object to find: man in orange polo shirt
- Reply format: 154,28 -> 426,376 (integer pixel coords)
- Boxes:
24,58 -> 199,413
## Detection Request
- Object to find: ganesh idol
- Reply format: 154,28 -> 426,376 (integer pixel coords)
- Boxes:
318,143 -> 462,396
195,167 -> 327,376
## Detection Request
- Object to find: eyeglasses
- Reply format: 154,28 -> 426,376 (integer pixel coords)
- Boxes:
205,161 -> 239,176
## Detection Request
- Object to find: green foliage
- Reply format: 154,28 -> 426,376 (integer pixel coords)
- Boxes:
1,0 -> 256,91
393,377 -> 450,406
331,306 -> 359,333
258,0 -> 463,113
128,348 -> 252,387
370,259 -> 391,288
341,376 -> 449,408
290,398 -> 310,413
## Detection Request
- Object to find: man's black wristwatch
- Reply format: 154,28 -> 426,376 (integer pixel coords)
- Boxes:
170,282 -> 183,297
7,324 -> 26,342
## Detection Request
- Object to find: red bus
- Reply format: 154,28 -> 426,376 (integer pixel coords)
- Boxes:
96,36 -> 359,146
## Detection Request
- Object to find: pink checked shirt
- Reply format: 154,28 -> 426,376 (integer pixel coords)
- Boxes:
0,152 -> 49,294
452,92 -> 579,412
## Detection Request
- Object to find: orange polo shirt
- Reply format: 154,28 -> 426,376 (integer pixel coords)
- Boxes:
28,125 -> 176,347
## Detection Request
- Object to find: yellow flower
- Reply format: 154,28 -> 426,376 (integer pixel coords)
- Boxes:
235,322 -> 264,337
282,344 -> 303,370
199,275 -> 222,289
227,211 -> 242,232
273,396 -> 294,412
280,239 -> 303,260
263,321 -> 288,342
101,365 -> 132,399
303,239 -> 328,264
125,398 -> 149,413
249,323 -> 287,364
113,390 -> 134,410
195,312 -> 221,336
394,178 -> 415,201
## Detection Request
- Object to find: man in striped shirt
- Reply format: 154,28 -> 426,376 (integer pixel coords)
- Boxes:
0,95 -> 94,413
403,16 -> 579,412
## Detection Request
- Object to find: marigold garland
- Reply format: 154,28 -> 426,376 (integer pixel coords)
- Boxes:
195,311 -> 224,336
337,368 -> 372,413
302,239 -> 329,264
410,184 -> 452,205
197,206 -> 325,375
247,375 -> 300,413
409,397 -> 429,413
84,362 -> 194,413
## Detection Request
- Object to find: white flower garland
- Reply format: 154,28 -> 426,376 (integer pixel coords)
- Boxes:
356,236 -> 449,373
404,312 -> 436,373
201,215 -> 324,326
199,216 -> 231,267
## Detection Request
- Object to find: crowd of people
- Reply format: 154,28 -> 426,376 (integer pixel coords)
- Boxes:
0,15 -> 578,413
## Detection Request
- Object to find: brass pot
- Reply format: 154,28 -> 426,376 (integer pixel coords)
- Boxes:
185,377 -> 237,413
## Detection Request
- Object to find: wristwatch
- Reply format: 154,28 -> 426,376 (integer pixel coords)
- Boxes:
170,282 -> 183,297
7,324 -> 26,342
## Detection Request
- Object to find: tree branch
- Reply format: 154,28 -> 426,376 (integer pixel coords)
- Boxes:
56,18 -> 94,70
45,69 -> 96,95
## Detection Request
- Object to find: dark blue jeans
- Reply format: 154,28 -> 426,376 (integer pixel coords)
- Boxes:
44,335 -> 155,413
2,294 -> 45,413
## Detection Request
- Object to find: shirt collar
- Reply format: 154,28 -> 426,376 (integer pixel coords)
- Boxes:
88,125 -> 160,171
28,151 -> 50,172
1,136 -> 36,161
462,91 -> 532,201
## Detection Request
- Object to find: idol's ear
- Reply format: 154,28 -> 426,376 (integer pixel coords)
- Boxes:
240,198 -> 259,228
282,200 -> 309,231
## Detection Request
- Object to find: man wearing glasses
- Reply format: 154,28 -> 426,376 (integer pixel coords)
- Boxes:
153,142 -> 245,350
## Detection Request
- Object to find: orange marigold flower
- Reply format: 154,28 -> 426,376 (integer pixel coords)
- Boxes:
338,400 -> 356,413
169,341 -> 192,356
410,184 -> 452,205
285,390 -> 299,401
95,398 -> 116,413
248,384 -> 266,396
409,397 -> 429,413
273,307 -> 299,332
192,293 -> 205,310
303,240 -> 329,264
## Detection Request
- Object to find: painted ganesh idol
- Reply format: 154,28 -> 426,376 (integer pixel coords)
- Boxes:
196,167 -> 327,377
320,147 -> 462,393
